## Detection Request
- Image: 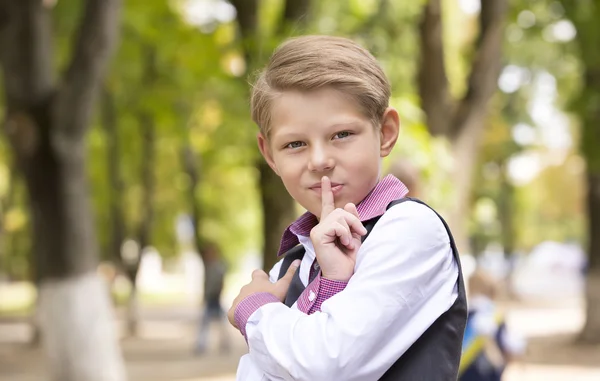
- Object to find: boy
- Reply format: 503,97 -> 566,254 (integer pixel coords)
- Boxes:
459,270 -> 526,381
228,35 -> 467,380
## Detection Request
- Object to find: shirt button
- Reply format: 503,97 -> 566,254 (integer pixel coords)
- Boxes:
308,290 -> 316,302
314,263 -> 320,270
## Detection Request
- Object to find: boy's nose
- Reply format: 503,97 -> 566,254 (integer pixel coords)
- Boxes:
307,147 -> 335,172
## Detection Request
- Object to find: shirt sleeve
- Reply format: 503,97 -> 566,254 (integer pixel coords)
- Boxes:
236,354 -> 284,381
233,258 -> 287,342
243,201 -> 460,381
295,273 -> 348,315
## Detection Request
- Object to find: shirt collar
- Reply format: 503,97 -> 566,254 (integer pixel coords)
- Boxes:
277,175 -> 409,256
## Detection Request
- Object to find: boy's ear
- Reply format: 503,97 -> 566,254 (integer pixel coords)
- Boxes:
379,107 -> 400,158
257,132 -> 279,175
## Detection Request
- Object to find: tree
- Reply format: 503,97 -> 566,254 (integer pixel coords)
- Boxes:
558,0 -> 600,344
0,1 -> 126,380
418,0 -> 508,252
231,0 -> 310,271
100,86 -> 126,285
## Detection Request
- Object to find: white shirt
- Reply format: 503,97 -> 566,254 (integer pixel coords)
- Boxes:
236,201 -> 459,381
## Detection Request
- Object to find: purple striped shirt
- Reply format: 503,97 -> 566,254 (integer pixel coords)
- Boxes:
234,175 -> 409,340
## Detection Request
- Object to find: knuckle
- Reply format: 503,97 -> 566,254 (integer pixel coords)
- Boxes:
310,228 -> 320,239
330,208 -> 343,217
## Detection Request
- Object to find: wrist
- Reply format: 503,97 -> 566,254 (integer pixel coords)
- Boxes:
322,272 -> 352,282
234,292 -> 280,340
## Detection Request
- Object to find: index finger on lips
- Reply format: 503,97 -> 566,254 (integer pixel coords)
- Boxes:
320,176 -> 335,220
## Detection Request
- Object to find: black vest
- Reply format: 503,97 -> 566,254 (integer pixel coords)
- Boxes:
277,198 -> 467,380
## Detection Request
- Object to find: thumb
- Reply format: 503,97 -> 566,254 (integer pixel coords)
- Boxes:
276,260 -> 301,290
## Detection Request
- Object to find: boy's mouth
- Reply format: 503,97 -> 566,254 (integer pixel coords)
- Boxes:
309,182 -> 344,196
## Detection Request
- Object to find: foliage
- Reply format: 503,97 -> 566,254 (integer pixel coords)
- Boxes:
0,0 -> 591,279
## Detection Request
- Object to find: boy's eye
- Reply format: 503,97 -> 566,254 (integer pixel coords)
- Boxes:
334,131 -> 352,139
285,141 -> 305,149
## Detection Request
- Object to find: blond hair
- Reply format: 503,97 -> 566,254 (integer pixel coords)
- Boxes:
251,35 -> 391,138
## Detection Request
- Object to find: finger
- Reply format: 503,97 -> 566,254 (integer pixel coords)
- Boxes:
332,221 -> 353,248
337,210 -> 367,236
344,203 -> 360,219
320,176 -> 335,220
276,259 -> 301,288
251,269 -> 269,280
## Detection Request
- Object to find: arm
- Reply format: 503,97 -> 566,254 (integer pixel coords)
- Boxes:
234,258 -> 287,381
239,202 -> 459,381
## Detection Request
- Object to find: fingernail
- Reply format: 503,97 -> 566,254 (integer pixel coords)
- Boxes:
292,260 -> 301,268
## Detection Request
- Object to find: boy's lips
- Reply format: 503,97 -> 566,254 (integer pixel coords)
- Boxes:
309,182 -> 344,196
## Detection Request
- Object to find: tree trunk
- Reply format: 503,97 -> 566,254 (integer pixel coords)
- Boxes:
0,2 -> 125,380
557,0 -> 600,345
259,161 -> 297,271
181,144 -> 205,257
498,164 -> 515,258
0,163 -> 17,279
418,0 -> 507,254
16,111 -> 126,381
580,173 -> 600,343
101,87 -> 126,266
577,74 -> 600,342
127,110 -> 156,337
135,113 -> 156,254
231,0 -> 310,270
448,113 -> 487,254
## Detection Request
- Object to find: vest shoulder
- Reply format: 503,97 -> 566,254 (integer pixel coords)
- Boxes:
365,201 -> 450,250
385,199 -> 443,223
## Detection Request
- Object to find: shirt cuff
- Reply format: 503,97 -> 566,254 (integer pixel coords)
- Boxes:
307,275 -> 348,314
234,292 -> 280,341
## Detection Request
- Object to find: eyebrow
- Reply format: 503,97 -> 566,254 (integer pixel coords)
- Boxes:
328,121 -> 362,129
273,120 -> 364,141
271,131 -> 304,146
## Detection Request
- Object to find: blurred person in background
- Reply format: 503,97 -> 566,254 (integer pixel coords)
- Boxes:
388,159 -> 422,199
195,241 -> 230,355
459,269 -> 526,381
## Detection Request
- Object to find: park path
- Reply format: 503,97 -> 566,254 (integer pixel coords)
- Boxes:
1,299 -> 600,381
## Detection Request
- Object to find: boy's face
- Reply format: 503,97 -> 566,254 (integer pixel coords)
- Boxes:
257,87 -> 400,217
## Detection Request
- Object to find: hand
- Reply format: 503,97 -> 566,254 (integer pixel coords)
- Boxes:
228,260 -> 300,329
310,176 -> 367,282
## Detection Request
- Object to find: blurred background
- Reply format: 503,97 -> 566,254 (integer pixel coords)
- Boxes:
0,0 -> 599,380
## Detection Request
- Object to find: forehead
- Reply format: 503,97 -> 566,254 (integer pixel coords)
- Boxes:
268,88 -> 369,138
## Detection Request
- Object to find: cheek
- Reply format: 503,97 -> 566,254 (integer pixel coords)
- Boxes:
272,154 -> 301,180
351,147 -> 379,169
